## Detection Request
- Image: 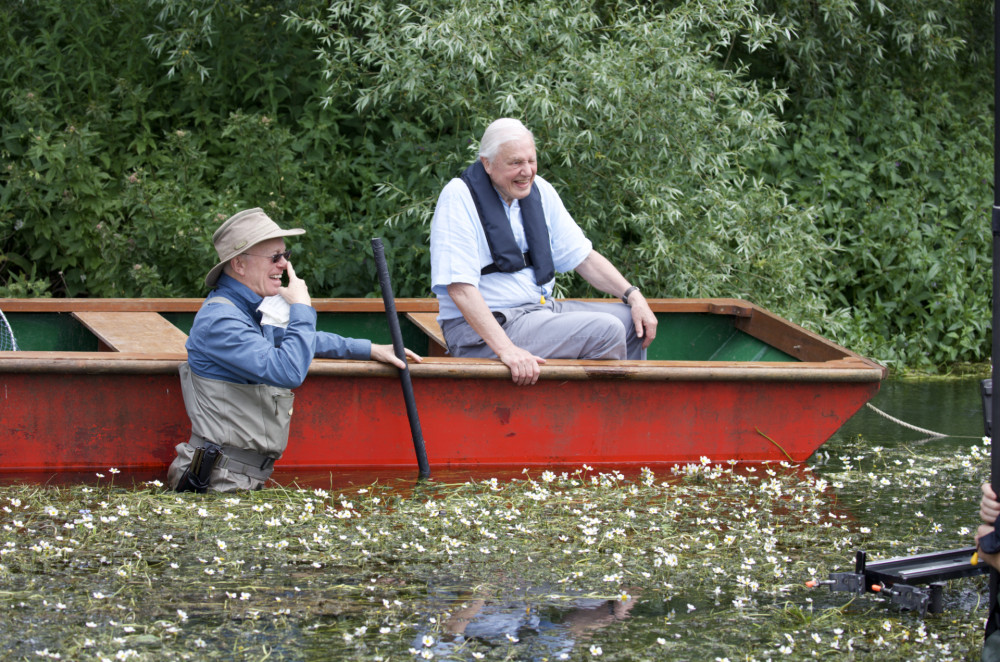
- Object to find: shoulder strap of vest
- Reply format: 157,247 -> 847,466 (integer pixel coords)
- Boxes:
204,296 -> 236,307
203,294 -> 274,343
460,160 -> 555,284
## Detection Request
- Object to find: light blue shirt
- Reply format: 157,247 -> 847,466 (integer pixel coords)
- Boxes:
185,274 -> 371,388
430,174 -> 592,321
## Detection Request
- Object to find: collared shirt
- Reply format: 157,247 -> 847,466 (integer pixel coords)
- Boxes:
185,274 -> 371,388
430,174 -> 592,321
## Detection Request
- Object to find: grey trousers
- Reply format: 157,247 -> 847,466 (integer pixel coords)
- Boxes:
441,299 -> 646,360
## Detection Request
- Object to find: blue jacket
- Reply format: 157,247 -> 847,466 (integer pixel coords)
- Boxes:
185,274 -> 371,388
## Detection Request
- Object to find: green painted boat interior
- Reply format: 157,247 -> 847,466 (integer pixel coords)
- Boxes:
5,311 -> 797,362
6,313 -> 100,352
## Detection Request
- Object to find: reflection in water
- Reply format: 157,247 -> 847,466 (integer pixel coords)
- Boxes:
832,377 -> 986,445
413,587 -> 637,660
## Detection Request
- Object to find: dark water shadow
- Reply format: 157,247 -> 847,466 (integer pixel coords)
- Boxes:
406,584 -> 640,660
832,377 -> 986,445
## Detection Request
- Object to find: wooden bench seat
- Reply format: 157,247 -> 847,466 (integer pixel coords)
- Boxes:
72,311 -> 189,354
405,312 -> 448,357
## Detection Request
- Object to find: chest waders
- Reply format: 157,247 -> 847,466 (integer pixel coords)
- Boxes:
173,362 -> 294,493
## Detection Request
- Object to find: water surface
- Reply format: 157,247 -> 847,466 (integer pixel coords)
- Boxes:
831,377 -> 987,446
0,377 -> 993,661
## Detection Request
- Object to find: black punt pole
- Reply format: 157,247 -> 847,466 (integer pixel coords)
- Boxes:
371,238 -> 431,479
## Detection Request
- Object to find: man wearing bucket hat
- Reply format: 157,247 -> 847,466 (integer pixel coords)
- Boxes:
167,207 -> 420,492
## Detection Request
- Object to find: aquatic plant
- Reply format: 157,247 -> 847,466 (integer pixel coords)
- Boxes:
0,438 -> 989,660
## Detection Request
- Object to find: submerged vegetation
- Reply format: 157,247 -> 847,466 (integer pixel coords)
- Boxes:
1,432 -> 991,661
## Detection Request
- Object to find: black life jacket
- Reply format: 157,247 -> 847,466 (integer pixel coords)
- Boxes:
459,160 -> 555,284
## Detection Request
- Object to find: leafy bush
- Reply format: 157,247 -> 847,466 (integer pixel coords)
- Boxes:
0,0 -> 993,370
745,0 -> 993,369
764,79 -> 992,370
286,0 -> 836,324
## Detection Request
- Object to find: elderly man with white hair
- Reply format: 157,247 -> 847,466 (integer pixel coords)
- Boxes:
430,118 -> 657,386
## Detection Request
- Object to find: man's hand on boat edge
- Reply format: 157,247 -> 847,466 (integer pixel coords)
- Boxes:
497,344 -> 546,386
370,343 -> 422,371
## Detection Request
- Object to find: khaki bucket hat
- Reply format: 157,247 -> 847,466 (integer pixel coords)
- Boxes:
205,208 -> 305,287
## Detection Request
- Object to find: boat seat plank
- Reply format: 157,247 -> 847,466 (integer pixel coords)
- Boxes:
71,311 -> 188,354
405,312 -> 448,357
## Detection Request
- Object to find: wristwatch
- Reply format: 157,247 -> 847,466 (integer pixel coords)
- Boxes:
621,286 -> 640,305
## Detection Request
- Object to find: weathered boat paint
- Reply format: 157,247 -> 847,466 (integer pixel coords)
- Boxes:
0,298 -> 885,473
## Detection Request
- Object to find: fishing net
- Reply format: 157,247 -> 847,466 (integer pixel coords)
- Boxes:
0,309 -> 19,351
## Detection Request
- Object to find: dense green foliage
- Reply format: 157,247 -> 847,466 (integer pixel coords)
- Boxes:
749,0 -> 993,369
0,0 -> 992,371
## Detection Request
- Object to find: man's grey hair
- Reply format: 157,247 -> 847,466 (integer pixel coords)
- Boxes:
478,118 -> 535,162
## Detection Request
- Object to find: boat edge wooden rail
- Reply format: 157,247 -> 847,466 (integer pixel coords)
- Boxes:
0,296 -> 887,381
0,353 -> 883,382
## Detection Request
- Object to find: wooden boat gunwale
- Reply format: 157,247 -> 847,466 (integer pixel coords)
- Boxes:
0,297 -> 886,383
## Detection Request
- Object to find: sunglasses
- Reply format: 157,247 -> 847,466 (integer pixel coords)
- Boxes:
243,249 -> 291,264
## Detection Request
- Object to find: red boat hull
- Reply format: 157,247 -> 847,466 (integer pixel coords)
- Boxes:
0,297 -> 886,475
0,367 -> 878,472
